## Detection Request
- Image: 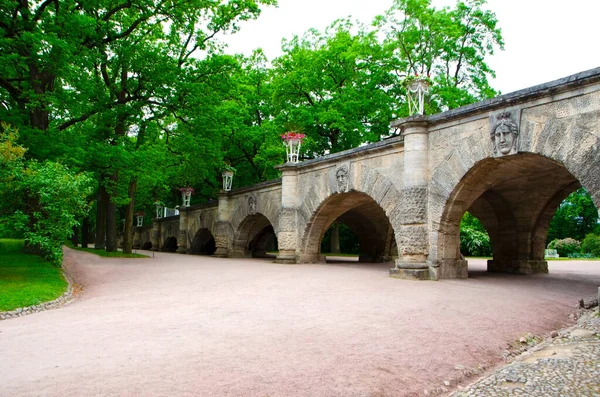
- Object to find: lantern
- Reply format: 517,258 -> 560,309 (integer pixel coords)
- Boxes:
179,187 -> 194,207
222,169 -> 234,191
134,212 -> 145,227
407,77 -> 430,116
281,131 -> 305,164
154,201 -> 164,218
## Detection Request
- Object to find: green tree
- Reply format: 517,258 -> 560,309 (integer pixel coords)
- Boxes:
459,211 -> 491,257
374,0 -> 504,112
219,50 -> 283,185
547,188 -> 600,243
0,125 -> 92,264
271,19 -> 396,156
1,0 -> 277,254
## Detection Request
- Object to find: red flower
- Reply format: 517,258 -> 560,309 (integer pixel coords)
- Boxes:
281,132 -> 306,141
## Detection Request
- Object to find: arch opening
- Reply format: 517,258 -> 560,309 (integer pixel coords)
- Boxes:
161,236 -> 178,253
189,228 -> 216,255
232,213 -> 278,258
438,153 -> 591,277
300,191 -> 398,264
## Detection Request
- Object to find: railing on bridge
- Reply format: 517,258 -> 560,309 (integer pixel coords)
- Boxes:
163,207 -> 179,217
155,206 -> 179,219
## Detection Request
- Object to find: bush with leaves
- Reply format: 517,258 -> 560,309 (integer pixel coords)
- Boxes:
460,227 -> 492,257
548,238 -> 581,258
0,126 -> 92,265
459,212 -> 492,257
581,233 -> 600,257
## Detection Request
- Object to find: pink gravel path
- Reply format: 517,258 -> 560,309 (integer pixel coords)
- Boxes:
1,248 -> 599,397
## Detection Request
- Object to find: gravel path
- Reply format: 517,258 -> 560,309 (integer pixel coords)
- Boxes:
451,310 -> 600,396
1,249 -> 599,397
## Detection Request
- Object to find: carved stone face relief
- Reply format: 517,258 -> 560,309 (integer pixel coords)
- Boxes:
248,195 -> 257,214
336,165 -> 349,193
490,111 -> 520,157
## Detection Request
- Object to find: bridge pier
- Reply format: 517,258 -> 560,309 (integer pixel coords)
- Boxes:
390,118 -> 432,280
213,193 -> 232,257
488,259 -> 548,275
150,221 -> 161,251
176,208 -> 189,254
275,166 -> 299,264
132,227 -> 141,249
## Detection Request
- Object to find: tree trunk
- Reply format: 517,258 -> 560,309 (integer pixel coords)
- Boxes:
122,116 -> 146,254
71,224 -> 79,247
105,174 -> 118,252
81,216 -> 89,248
122,178 -> 137,254
95,183 -> 107,250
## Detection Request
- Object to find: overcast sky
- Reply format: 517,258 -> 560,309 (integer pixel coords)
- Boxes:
221,0 -> 600,94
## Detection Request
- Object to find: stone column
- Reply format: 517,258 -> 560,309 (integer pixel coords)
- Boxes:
390,118 -> 431,280
150,219 -> 161,251
330,221 -> 340,254
275,165 -> 299,263
213,192 -> 232,257
176,208 -> 189,254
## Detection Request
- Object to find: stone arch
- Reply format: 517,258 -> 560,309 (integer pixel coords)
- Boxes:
430,104 -> 600,278
186,208 -> 218,250
189,228 -> 216,255
297,166 -> 402,263
230,194 -> 280,237
231,213 -> 278,258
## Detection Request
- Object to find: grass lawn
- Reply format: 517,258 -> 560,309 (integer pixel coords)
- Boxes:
0,252 -> 68,312
70,246 -> 147,258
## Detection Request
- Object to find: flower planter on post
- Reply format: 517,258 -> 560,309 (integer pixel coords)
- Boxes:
179,187 -> 194,207
222,165 -> 235,192
154,201 -> 164,219
134,212 -> 145,227
406,76 -> 430,116
281,132 -> 305,164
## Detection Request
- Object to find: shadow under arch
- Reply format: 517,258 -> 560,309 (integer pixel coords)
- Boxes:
436,153 -> 587,278
189,228 -> 216,255
231,213 -> 278,258
298,191 -> 397,263
161,236 -> 178,253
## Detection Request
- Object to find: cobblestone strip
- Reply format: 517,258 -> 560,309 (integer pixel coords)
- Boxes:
0,272 -> 75,321
450,310 -> 600,397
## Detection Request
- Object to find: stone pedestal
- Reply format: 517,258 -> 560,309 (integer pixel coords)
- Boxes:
488,259 -> 548,274
435,259 -> 468,279
390,260 -> 430,280
390,268 -> 430,280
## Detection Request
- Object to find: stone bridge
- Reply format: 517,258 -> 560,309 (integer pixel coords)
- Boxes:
140,67 -> 600,280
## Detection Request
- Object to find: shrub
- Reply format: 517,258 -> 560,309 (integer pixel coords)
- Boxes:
548,238 -> 581,257
0,239 -> 25,254
581,233 -> 600,257
460,226 -> 492,257
567,252 -> 595,259
1,126 -> 92,266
